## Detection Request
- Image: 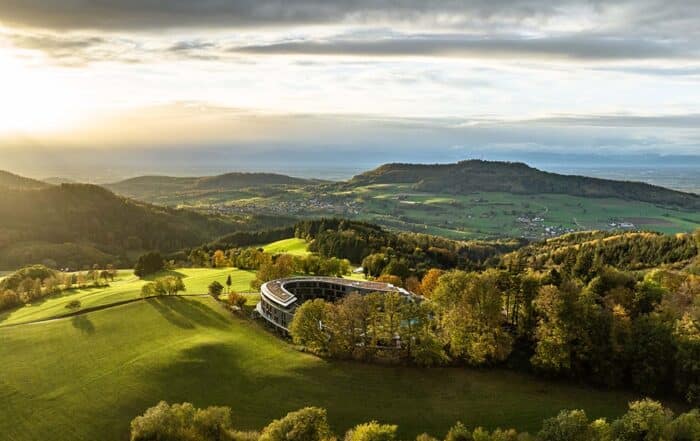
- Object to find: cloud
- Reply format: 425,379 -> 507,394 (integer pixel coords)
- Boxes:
0,0 -> 570,30
593,65 -> 700,77
0,0 -> 696,35
3,31 -> 145,65
232,34 -> 689,61
12,30 -> 689,67
525,114 -> 700,128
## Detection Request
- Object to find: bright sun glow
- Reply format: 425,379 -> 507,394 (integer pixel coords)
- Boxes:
0,50 -> 93,133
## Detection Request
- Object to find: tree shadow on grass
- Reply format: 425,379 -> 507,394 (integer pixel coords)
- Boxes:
146,297 -> 195,329
146,297 -> 230,330
71,314 -> 95,334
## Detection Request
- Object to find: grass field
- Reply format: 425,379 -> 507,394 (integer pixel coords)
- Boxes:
169,183 -> 699,240
352,185 -> 700,239
262,238 -> 310,256
0,295 -> 656,441
0,268 -> 256,327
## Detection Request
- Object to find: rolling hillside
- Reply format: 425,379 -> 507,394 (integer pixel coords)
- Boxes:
347,160 -> 700,209
0,183 -> 239,269
0,294 -> 643,441
0,170 -> 50,190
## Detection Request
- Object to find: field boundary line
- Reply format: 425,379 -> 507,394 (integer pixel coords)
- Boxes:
0,293 -> 211,329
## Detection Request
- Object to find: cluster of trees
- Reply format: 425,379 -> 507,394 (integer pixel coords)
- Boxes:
131,400 -> 700,441
188,247 -> 271,269
294,219 -> 521,272
0,264 -> 116,311
512,231 -> 698,273
291,260 -> 700,404
250,254 -> 351,290
291,292 -> 446,366
191,242 -> 349,274
141,275 -> 186,297
187,245 -> 352,290
134,252 -> 166,277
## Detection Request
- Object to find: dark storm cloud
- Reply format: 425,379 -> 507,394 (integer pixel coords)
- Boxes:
2,0 -> 698,64
0,0 -> 694,32
0,0 -> 565,30
232,35 -> 687,60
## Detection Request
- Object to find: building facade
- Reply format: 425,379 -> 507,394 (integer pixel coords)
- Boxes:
256,276 -> 413,332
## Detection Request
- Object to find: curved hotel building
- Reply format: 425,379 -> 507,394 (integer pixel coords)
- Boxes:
256,276 -> 413,332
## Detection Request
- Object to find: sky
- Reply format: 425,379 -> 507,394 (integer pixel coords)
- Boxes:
0,0 -> 699,179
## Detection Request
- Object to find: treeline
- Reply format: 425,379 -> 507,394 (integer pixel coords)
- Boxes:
0,264 -> 116,311
292,259 -> 700,405
207,226 -> 295,250
294,218 -> 523,272
511,231 -> 698,273
189,248 -> 351,290
129,400 -> 700,441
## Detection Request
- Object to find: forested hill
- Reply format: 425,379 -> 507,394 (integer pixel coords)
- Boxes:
105,172 -> 315,199
0,170 -> 50,190
0,183 -> 238,269
347,160 -> 700,209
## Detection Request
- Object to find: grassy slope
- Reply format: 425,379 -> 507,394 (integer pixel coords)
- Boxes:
0,296 -> 650,441
0,268 -> 256,327
262,238 -> 310,256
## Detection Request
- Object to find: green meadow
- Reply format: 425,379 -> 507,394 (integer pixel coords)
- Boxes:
0,293 -> 653,441
0,268 -> 256,327
350,185 -> 700,239
198,183 -> 700,240
262,237 -> 310,256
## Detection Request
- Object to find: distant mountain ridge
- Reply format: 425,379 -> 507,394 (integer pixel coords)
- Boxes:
42,177 -> 77,185
105,172 -> 314,197
347,160 -> 700,209
0,170 -> 50,190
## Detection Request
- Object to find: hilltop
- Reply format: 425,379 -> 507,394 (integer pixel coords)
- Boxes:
347,160 -> 700,209
105,172 -> 316,203
0,170 -> 50,190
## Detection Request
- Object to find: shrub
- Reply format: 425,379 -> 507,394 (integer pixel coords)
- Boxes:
344,421 -> 397,441
537,410 -> 591,441
130,401 -> 239,441
259,407 -> 333,441
228,291 -> 247,309
65,300 -> 81,310
209,281 -> 224,297
445,422 -> 473,441
611,399 -> 674,441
